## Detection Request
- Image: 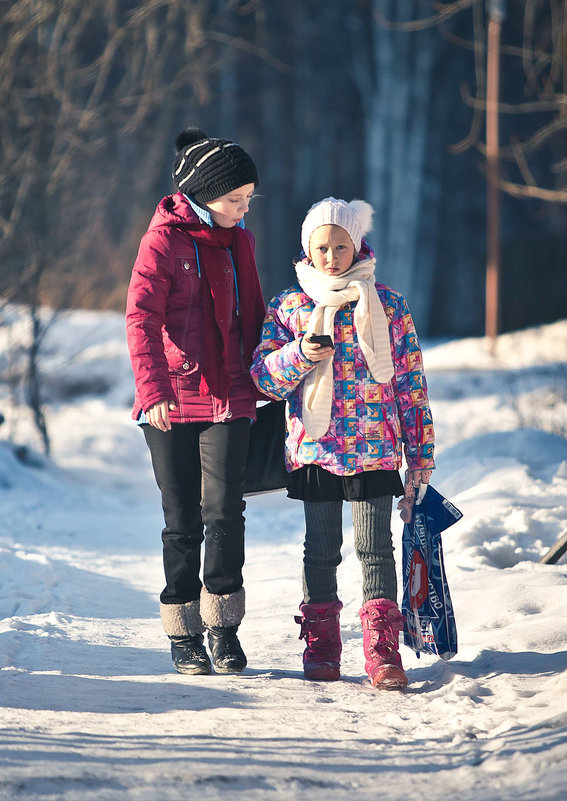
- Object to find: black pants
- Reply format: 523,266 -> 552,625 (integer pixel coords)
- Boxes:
143,418 -> 250,604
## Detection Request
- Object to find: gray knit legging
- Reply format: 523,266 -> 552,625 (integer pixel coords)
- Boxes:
302,496 -> 396,605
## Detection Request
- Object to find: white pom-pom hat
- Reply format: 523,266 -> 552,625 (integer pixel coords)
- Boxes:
301,197 -> 374,257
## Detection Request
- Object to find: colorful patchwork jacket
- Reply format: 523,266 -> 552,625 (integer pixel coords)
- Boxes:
250,282 -> 435,476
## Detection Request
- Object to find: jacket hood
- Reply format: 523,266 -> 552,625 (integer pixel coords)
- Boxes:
147,192 -> 201,233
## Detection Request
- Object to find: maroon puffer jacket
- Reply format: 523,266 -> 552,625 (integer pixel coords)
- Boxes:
126,193 -> 266,423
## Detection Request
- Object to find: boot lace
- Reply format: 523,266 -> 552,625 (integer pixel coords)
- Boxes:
295,611 -> 340,658
362,608 -> 405,660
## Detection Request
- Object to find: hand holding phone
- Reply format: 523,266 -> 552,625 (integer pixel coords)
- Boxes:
301,333 -> 335,362
308,334 -> 334,349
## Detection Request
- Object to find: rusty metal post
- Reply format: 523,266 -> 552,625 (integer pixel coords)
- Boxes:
485,1 -> 505,355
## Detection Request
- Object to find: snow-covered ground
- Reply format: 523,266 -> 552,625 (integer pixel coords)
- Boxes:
0,307 -> 566,801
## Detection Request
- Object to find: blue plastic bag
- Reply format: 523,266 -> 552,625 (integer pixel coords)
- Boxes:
401,484 -> 462,660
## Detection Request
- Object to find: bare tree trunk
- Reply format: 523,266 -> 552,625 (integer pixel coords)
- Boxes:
290,3 -> 318,220
365,0 -> 436,329
257,3 -> 290,298
217,16 -> 238,137
27,298 -> 50,456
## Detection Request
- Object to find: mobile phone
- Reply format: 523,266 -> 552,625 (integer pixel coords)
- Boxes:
308,334 -> 334,348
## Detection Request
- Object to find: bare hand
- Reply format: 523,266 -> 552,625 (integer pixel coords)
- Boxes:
147,400 -> 175,431
407,468 -> 432,488
300,337 -> 334,363
397,468 -> 433,522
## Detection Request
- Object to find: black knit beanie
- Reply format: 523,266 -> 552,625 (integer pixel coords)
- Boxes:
172,126 -> 259,204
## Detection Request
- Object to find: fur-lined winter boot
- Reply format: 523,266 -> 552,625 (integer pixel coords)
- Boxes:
160,600 -> 211,675
200,587 -> 247,674
295,600 -> 343,681
359,598 -> 408,690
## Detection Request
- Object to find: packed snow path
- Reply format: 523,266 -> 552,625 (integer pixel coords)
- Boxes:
0,312 -> 566,800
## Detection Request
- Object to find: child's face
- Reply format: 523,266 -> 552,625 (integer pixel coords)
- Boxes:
206,183 -> 255,228
309,225 -> 356,276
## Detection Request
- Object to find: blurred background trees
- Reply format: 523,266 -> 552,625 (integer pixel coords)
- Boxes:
1,0 -> 565,338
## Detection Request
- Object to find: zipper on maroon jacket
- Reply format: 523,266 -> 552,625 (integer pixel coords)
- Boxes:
226,248 -> 240,316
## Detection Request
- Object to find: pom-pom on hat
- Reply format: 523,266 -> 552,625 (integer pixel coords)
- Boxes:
172,126 -> 259,204
301,197 -> 374,257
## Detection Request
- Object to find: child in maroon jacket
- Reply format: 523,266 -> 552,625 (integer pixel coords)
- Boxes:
126,127 -> 265,676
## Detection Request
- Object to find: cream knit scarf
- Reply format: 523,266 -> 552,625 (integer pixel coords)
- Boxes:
295,256 -> 394,439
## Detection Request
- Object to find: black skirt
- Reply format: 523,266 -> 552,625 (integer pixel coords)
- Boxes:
287,464 -> 405,502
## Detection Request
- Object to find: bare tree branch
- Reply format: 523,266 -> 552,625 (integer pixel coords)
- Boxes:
378,0 -> 567,202
461,84 -> 567,114
497,178 -> 567,201
0,0 -> 268,449
374,0 -> 476,31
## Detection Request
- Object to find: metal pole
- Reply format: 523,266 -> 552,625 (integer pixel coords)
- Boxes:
485,1 -> 505,355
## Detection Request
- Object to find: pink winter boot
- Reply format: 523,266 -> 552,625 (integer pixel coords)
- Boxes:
359,598 -> 408,690
295,600 -> 343,681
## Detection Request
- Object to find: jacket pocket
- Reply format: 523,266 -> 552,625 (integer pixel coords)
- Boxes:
174,255 -> 201,353
175,256 -> 200,303
383,402 -> 402,452
169,356 -> 201,391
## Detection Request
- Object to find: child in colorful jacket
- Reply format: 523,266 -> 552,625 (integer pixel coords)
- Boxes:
250,197 -> 435,689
